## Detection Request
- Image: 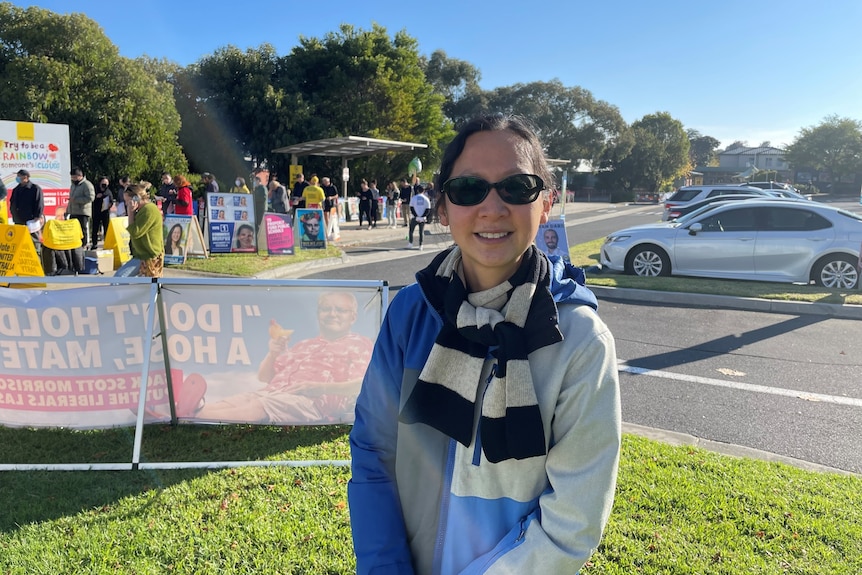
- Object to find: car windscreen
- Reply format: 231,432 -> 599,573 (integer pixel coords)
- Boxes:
674,202 -> 726,224
667,189 -> 701,202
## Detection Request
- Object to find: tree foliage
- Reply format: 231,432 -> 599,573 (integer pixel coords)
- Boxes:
183,24 -> 454,188
687,129 -> 720,167
600,112 -> 689,194
0,3 -> 186,182
784,115 -> 862,184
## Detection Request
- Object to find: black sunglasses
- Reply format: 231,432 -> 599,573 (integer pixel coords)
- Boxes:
441,174 -> 544,206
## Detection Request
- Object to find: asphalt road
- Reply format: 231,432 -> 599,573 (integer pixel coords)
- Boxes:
299,199 -> 862,473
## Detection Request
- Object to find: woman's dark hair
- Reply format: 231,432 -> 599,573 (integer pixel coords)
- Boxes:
165,223 -> 183,253
435,113 -> 553,213
234,223 -> 254,248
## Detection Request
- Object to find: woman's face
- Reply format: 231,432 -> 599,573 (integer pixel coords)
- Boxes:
238,227 -> 254,248
171,226 -> 182,242
439,129 -> 550,291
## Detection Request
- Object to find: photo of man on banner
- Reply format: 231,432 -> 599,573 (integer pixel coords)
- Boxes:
176,291 -> 373,425
536,220 -> 571,262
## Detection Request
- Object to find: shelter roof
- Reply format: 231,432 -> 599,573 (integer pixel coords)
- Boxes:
273,136 -> 427,159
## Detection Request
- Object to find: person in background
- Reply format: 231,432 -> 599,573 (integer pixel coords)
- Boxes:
115,175 -> 132,217
407,183 -> 431,250
231,177 -> 251,194
9,169 -> 43,253
321,176 -> 340,241
268,177 -> 288,214
385,181 -> 398,229
291,172 -> 308,214
92,175 -> 112,247
368,178 -> 380,228
302,175 -> 325,209
67,167 -> 95,249
125,183 -> 164,278
157,172 -> 176,215
172,175 -> 194,216
349,113 -> 621,574
202,172 -> 219,195
357,179 -> 373,230
398,177 -> 412,228
252,174 -> 268,234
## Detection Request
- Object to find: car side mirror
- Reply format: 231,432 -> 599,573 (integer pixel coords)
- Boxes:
688,223 -> 703,236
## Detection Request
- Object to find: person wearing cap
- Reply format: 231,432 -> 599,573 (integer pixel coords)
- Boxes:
202,172 -> 219,195
301,175 -> 325,209
67,167 -> 96,249
9,169 -> 44,252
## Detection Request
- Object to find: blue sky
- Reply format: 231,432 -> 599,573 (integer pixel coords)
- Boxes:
10,0 -> 862,149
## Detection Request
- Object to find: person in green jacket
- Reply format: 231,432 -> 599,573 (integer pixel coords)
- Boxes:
124,183 -> 164,277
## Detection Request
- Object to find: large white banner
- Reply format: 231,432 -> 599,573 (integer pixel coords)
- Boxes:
0,280 -> 384,430
0,283 -> 169,428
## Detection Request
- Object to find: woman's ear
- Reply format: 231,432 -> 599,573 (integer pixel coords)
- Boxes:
438,204 -> 449,227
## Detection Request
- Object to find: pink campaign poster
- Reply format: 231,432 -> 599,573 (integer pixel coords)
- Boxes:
264,213 -> 294,255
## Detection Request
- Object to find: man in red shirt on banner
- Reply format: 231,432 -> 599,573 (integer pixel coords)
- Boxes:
188,291 -> 373,424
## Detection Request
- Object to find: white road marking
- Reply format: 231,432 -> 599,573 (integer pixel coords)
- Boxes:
618,361 -> 862,407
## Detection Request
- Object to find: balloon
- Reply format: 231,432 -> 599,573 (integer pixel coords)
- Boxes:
408,157 -> 422,176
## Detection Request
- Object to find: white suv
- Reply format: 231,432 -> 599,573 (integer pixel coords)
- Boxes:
662,185 -> 771,220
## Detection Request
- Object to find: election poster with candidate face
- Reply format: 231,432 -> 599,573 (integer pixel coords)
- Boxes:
206,193 -> 257,253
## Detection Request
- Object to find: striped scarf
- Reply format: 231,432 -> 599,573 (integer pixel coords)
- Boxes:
400,245 -> 563,463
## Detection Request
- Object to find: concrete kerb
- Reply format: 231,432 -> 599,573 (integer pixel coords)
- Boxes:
623,423 -> 859,477
590,285 -> 862,321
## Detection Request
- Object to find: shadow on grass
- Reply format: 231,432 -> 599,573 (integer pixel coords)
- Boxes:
0,424 -> 351,531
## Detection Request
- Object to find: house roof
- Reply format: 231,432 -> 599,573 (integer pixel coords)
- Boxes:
721,145 -> 785,156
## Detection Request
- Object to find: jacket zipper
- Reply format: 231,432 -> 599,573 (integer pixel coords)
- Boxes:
472,362 -> 497,466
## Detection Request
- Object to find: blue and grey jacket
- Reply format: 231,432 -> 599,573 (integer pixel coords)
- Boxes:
349,257 -> 621,575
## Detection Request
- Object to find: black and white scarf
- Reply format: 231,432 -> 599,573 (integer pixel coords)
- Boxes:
399,245 -> 563,463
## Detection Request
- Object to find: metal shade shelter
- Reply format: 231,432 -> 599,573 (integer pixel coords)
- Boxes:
273,136 -> 428,206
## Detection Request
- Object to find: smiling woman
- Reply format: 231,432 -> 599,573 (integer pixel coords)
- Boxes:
349,113 -> 622,575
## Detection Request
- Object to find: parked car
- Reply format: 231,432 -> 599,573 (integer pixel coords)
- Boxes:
740,182 -> 812,200
601,200 -> 862,289
664,194 -> 766,221
662,185 -> 772,220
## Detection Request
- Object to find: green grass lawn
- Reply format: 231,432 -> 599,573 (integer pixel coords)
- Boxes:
175,246 -> 343,276
0,427 -> 859,574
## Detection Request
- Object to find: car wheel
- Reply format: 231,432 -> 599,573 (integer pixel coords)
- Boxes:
812,255 -> 859,289
626,245 -> 671,277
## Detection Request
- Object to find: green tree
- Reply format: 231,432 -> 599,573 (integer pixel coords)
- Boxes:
0,3 -> 186,182
280,24 -> 452,186
602,112 -> 689,196
784,115 -> 862,185
472,80 -> 628,167
687,129 -> 721,167
421,50 -> 484,127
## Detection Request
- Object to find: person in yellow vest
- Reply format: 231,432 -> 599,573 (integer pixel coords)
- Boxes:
302,175 -> 325,209
230,177 -> 251,194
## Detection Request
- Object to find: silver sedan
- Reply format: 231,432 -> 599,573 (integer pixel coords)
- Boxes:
600,200 -> 862,289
